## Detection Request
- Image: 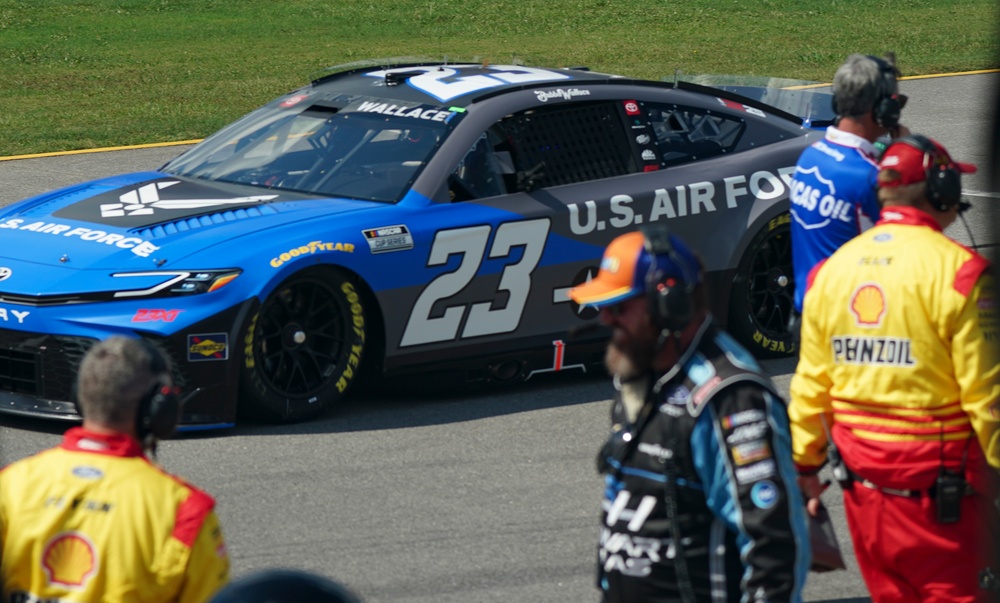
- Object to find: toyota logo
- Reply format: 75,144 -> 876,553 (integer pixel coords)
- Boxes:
0,267 -> 10,282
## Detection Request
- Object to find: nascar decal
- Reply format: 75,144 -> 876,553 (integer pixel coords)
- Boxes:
364,65 -> 570,102
567,167 -> 795,235
0,219 -> 160,258
271,241 -> 355,268
0,307 -> 29,324
363,225 -> 413,254
53,179 -> 278,228
188,333 -> 229,362
400,218 -> 550,347
41,532 -> 99,588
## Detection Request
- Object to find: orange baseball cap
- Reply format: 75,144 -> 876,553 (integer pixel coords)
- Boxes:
568,230 -> 700,308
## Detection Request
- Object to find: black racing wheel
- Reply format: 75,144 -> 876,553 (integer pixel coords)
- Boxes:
728,214 -> 796,359
239,267 -> 367,422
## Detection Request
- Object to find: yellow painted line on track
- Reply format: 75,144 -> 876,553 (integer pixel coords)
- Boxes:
785,68 -> 1000,90
1,68 -> 997,162
0,139 -> 203,162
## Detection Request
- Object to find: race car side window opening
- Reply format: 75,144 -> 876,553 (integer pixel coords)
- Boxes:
448,129 -> 512,201
162,100 -> 449,203
645,104 -> 744,167
448,101 -> 638,201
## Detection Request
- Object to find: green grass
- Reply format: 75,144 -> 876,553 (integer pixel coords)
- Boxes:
0,0 -> 996,156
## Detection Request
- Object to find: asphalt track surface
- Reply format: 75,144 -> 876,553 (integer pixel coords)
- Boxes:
0,72 -> 996,602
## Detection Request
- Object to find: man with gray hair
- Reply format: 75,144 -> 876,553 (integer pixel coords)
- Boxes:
0,336 -> 230,603
788,53 -> 910,335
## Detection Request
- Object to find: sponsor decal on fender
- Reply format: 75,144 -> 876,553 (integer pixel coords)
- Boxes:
0,267 -> 11,281
188,334 -> 229,362
270,241 -> 355,268
132,309 -> 181,323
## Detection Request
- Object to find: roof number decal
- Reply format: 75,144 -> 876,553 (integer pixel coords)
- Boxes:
364,65 -> 570,102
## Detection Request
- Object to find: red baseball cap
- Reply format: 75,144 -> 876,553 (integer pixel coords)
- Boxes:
878,135 -> 977,188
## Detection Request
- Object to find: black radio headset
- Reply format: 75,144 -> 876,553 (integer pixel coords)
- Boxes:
891,134 -> 964,211
639,224 -> 696,332
831,55 -> 905,130
136,339 -> 181,442
73,339 -> 180,442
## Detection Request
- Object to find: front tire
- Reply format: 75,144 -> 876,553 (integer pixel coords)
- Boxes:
239,268 -> 367,422
728,214 -> 796,359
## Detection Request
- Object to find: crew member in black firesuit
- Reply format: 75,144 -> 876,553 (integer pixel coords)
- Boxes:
568,225 -> 811,602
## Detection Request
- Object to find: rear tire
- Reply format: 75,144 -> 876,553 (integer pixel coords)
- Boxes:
239,268 -> 367,422
728,214 -> 796,359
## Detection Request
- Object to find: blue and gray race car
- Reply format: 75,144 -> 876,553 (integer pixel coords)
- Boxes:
0,60 -> 831,427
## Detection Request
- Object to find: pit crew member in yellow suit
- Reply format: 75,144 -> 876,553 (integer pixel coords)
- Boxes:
0,336 -> 230,602
789,135 -> 999,602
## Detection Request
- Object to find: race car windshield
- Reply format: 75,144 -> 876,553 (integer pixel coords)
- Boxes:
162,100 -> 454,203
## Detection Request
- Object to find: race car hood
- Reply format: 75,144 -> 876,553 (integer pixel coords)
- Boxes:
0,171 -> 379,275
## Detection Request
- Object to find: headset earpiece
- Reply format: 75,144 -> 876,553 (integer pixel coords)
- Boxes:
639,224 -> 695,332
868,55 -> 902,129
893,134 -> 962,211
136,340 -> 180,441
138,378 -> 180,441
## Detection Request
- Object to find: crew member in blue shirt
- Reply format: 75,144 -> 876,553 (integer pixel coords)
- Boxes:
789,54 -> 910,326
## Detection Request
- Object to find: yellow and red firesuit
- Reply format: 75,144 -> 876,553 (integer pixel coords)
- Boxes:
790,205 -> 999,602
0,427 -> 229,603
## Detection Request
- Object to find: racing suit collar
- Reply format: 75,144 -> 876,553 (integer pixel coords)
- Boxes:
876,205 -> 943,231
61,426 -> 145,458
825,125 -> 877,158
